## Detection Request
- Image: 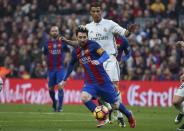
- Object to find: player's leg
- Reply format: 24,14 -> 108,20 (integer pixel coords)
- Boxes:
112,81 -> 126,127
81,84 -> 97,112
173,83 -> 184,125
48,71 -> 57,111
103,55 -> 125,127
98,83 -> 135,128
81,84 -> 108,128
57,70 -> 66,112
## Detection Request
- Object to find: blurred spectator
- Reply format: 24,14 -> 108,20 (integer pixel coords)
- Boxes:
0,0 -> 183,81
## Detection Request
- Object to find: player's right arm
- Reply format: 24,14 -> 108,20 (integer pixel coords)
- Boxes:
59,36 -> 78,47
58,49 -> 77,87
42,41 -> 48,55
110,20 -> 138,37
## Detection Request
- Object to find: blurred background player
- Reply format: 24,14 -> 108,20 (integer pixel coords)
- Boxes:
115,35 -> 131,63
85,2 -> 137,126
59,26 -> 135,128
0,77 -> 3,92
43,25 -> 69,112
173,41 -> 184,131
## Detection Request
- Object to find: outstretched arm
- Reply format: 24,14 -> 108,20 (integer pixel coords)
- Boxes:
59,36 -> 78,47
58,50 -> 77,88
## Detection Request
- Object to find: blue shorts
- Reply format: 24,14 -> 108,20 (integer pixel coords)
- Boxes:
82,83 -> 118,104
48,69 -> 66,88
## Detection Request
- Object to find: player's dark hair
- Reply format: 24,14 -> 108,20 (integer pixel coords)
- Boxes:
76,26 -> 88,36
90,1 -> 101,9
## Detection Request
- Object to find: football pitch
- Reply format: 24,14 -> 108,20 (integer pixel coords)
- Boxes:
0,104 -> 180,131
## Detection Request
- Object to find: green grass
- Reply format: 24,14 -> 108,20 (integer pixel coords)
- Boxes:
0,104 -> 181,131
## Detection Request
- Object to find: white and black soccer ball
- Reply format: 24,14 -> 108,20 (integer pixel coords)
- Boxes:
93,105 -> 109,120
0,77 -> 3,92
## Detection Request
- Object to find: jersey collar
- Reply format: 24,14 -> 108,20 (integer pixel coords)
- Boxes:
93,18 -> 104,25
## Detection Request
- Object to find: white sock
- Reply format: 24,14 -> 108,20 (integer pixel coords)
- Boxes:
104,102 -> 112,111
117,91 -> 123,118
180,101 -> 184,114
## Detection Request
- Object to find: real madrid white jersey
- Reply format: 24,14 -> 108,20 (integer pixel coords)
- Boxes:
86,18 -> 127,55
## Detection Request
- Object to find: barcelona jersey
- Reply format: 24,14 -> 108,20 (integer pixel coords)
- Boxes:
70,40 -> 112,85
43,39 -> 69,71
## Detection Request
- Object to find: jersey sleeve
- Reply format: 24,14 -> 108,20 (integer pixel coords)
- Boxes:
62,41 -> 70,52
110,20 -> 127,36
63,49 -> 77,80
42,41 -> 48,55
90,41 -> 102,51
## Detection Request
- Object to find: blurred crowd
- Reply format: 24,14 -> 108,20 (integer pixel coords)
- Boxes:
0,0 -> 184,81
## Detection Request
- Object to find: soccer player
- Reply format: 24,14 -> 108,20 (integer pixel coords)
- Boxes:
85,2 -> 137,126
115,35 -> 131,62
59,26 -> 136,128
173,41 -> 184,130
43,25 -> 69,112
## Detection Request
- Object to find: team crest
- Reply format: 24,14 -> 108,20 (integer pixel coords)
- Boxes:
48,45 -> 52,49
58,44 -> 62,48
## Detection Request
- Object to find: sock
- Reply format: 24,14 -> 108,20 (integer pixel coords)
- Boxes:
84,101 -> 97,112
177,101 -> 184,114
117,91 -> 123,118
118,103 -> 131,119
58,89 -> 64,110
49,90 -> 56,109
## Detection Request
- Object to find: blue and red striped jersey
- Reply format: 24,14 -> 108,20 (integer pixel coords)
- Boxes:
43,39 -> 69,71
70,40 -> 111,85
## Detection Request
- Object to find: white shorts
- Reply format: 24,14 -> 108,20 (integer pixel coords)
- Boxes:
103,55 -> 120,82
175,83 -> 184,97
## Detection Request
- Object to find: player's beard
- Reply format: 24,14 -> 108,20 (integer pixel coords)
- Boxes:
52,34 -> 58,39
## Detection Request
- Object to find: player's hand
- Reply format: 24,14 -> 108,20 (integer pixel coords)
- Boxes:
58,36 -> 67,41
127,24 -> 139,33
91,60 -> 100,65
176,41 -> 184,48
58,81 -> 66,89
180,74 -> 184,83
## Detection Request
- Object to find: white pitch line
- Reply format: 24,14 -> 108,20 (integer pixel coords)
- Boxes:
0,119 -> 94,123
0,111 -> 90,116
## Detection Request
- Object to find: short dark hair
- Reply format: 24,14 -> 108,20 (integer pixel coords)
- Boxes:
76,25 -> 88,36
90,1 -> 101,9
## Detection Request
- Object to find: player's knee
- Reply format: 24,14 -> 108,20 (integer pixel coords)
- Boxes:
58,85 -> 63,90
81,92 -> 92,103
111,101 -> 120,109
172,99 -> 180,107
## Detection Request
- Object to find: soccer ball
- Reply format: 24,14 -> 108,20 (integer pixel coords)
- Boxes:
93,105 -> 109,120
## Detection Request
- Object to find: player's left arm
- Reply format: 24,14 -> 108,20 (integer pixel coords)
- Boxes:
110,20 -> 138,37
91,43 -> 109,65
120,37 -> 132,62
